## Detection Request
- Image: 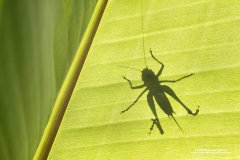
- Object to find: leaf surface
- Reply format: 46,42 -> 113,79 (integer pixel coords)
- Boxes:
0,0 -> 97,159
49,0 -> 240,159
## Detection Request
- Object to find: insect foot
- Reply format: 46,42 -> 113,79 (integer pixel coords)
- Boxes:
122,76 -> 130,82
188,106 -> 200,116
120,106 -> 131,114
148,118 -> 156,134
148,118 -> 164,135
149,48 -> 152,54
120,110 -> 126,114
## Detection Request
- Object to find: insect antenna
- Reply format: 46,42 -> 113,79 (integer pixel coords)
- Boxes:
117,65 -> 142,72
171,115 -> 184,133
141,0 -> 148,68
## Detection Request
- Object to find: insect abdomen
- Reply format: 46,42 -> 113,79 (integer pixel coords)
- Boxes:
153,92 -> 174,116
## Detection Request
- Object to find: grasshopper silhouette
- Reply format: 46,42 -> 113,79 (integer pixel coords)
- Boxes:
121,49 -> 199,134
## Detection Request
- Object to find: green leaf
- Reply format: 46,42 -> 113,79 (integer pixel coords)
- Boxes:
49,0 -> 240,159
0,0 -> 97,159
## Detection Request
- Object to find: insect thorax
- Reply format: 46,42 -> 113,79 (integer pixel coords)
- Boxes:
141,68 -> 159,91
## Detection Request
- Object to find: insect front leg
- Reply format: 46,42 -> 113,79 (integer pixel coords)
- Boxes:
120,88 -> 148,114
123,76 -> 145,89
162,85 -> 199,116
147,93 -> 164,134
149,49 -> 164,77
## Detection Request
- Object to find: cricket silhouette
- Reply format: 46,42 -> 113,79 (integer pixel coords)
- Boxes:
120,49 -> 199,134
120,0 -> 199,134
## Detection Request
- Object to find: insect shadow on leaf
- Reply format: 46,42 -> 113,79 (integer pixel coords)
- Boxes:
120,49 -> 200,135
120,0 -> 199,134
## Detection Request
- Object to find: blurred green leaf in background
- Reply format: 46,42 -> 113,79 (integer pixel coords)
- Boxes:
0,0 -> 97,159
49,0 -> 240,159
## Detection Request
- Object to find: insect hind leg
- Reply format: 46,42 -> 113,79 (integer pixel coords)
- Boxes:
162,85 -> 199,116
